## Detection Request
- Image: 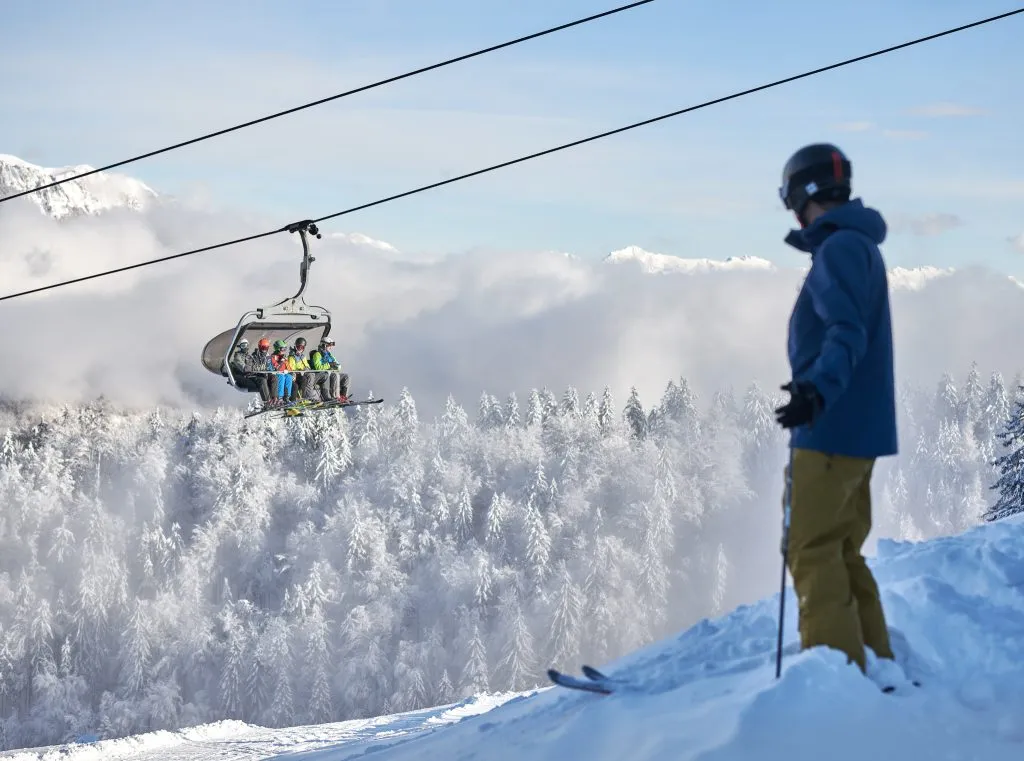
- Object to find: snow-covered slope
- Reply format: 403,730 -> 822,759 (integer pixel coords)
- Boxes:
604,245 -> 775,274
9,517 -> 1023,761
324,516 -> 1024,761
0,153 -> 157,218
0,694 -> 523,761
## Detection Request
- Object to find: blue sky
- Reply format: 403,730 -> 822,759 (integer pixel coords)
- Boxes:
1,0 -> 1022,273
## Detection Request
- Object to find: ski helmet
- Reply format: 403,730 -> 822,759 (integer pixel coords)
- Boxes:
273,339 -> 287,352
257,338 -> 270,351
779,143 -> 852,216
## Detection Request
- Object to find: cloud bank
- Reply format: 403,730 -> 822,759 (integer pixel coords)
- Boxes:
1,196 -> 1023,417
889,212 -> 963,237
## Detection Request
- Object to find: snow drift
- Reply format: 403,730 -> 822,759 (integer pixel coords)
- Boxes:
8,515 -> 1023,761
301,514 -> 1024,761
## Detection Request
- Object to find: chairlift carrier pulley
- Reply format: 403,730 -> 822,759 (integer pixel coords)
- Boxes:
200,220 -> 332,391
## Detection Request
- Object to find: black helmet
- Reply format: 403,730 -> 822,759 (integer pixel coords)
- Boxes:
779,143 -> 852,216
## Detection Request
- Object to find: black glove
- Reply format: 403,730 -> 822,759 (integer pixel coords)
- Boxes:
775,380 -> 823,429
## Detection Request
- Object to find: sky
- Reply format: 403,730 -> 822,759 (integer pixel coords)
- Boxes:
1,0 -> 1022,274
0,1 -> 1023,417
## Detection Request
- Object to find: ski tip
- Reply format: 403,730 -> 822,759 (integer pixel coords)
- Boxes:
581,665 -> 608,681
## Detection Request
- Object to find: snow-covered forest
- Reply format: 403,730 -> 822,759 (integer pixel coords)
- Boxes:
0,363 -> 1019,750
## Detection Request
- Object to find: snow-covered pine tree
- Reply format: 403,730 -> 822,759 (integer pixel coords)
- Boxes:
545,560 -> 582,668
456,615 -> 489,697
597,386 -> 615,433
505,393 -> 521,429
961,362 -> 984,426
526,389 -> 543,427
986,388 -> 1024,521
623,387 -> 647,440
494,586 -> 536,691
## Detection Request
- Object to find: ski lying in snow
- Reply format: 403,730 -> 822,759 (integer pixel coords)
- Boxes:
547,665 -> 624,695
547,668 -> 613,695
550,662 -> 920,697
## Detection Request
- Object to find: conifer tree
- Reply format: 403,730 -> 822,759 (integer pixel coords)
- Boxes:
986,388 -> 1024,521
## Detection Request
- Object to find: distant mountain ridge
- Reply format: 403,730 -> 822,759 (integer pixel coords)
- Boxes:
0,153 -> 1000,291
0,153 -> 401,254
0,153 -> 157,218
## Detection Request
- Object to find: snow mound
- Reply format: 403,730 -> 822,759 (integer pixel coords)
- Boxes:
603,246 -> 775,274
0,694 -> 523,761
300,515 -> 1024,760
0,153 -> 157,219
5,493 -> 1023,761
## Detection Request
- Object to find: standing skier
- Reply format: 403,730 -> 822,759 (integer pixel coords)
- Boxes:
773,143 -> 903,686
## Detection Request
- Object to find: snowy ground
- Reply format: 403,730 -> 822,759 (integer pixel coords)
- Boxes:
7,516 -> 1024,761
0,695 -> 526,761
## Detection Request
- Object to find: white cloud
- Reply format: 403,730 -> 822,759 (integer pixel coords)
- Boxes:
881,129 -> 929,140
829,122 -> 929,141
907,102 -> 986,117
604,245 -> 775,274
2,199 -> 1024,417
832,121 -> 875,132
889,212 -> 963,237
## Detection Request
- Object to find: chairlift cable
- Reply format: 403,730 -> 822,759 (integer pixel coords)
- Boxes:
0,0 -> 658,204
0,6 -> 1020,305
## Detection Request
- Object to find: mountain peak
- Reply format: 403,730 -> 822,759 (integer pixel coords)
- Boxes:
0,153 -> 157,219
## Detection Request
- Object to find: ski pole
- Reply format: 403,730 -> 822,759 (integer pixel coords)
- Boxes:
775,446 -> 794,679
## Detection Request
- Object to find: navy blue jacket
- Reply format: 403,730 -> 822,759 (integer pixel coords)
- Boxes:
784,198 -> 898,458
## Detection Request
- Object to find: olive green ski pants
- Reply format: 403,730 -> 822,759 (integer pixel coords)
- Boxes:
785,448 -> 894,672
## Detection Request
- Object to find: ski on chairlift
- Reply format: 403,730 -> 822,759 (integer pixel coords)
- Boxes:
200,220 -> 383,418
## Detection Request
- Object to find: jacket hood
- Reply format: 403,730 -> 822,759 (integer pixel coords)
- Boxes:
784,198 -> 887,253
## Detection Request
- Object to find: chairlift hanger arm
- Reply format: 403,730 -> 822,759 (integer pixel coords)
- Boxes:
284,220 -> 322,301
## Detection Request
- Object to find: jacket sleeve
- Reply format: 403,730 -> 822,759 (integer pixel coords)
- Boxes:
229,351 -> 246,373
802,232 -> 871,407
311,351 -> 330,371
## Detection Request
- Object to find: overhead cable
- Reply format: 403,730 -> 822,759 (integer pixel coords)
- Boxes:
1,6 -> 1020,304
0,0 -> 657,204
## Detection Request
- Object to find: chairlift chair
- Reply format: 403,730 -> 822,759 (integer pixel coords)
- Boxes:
201,221 -> 331,392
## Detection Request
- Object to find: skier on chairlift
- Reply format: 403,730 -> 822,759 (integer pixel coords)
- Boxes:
311,338 -> 350,403
203,220 -> 383,418
229,338 -> 272,403
271,340 -> 294,403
